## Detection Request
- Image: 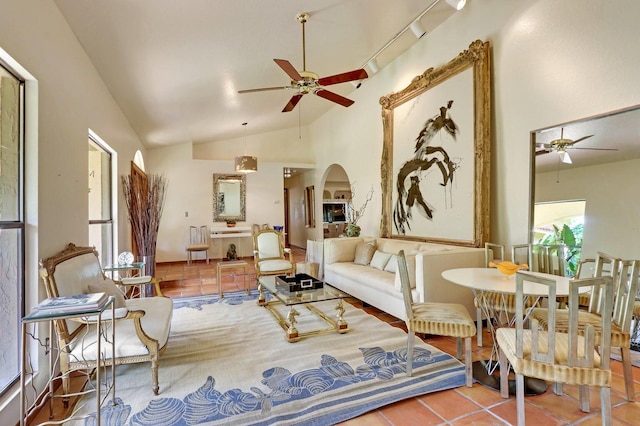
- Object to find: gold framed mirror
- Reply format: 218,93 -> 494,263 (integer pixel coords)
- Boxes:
379,40 -> 491,247
213,173 -> 246,222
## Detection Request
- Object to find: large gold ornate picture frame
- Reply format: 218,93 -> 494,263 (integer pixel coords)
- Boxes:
379,40 -> 491,247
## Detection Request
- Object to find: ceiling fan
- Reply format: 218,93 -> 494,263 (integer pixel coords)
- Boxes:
237,12 -> 368,113
535,128 -> 616,164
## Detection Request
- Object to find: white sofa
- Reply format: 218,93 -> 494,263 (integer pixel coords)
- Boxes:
323,237 -> 485,320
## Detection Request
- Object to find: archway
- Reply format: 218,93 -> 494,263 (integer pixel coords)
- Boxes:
320,164 -> 352,239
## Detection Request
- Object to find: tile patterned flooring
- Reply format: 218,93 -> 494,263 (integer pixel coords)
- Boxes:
156,248 -> 640,425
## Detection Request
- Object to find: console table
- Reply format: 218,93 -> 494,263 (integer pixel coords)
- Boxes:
211,226 -> 253,258
210,226 -> 253,239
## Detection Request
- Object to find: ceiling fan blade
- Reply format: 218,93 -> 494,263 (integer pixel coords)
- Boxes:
569,134 -> 594,145
274,59 -> 303,81
315,89 -> 354,107
282,94 -> 304,113
238,86 -> 290,94
536,149 -> 551,156
318,69 -> 369,86
568,147 -> 619,151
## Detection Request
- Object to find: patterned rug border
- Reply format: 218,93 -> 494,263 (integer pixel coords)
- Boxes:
90,290 -> 466,425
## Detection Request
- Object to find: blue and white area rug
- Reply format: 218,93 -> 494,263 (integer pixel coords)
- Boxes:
79,291 -> 465,425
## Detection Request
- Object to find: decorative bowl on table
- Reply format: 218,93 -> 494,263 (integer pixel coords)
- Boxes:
489,261 -> 528,276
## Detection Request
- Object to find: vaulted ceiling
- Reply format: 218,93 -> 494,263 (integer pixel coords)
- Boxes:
53,0 -> 459,148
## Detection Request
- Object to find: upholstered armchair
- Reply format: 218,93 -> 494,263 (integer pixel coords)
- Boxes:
252,229 -> 294,280
39,243 -> 173,396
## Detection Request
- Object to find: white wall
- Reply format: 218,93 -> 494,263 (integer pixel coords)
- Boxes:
536,159 -> 640,260
147,141 -> 315,261
3,0 -> 640,420
0,0 -> 146,421
309,0 -> 640,250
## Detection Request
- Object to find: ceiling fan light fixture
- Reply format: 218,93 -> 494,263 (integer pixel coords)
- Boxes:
446,0 -> 467,10
409,21 -> 427,39
560,151 -> 572,164
235,122 -> 258,173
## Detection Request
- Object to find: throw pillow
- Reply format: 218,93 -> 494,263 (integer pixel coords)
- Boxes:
354,241 -> 376,265
394,253 -> 417,291
88,279 -> 126,309
383,254 -> 398,273
370,250 -> 392,271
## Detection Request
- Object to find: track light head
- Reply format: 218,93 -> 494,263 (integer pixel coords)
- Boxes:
446,0 -> 467,11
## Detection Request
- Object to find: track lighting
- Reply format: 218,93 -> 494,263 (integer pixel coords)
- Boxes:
446,0 -> 467,11
409,21 -> 427,39
366,59 -> 381,74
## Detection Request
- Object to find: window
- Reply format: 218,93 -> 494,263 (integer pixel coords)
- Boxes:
534,200 -> 585,276
88,131 -> 115,267
0,63 -> 24,395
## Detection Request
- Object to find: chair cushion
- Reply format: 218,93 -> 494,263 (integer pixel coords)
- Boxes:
258,259 -> 293,273
354,240 -> 376,266
410,302 -> 476,338
496,328 -> 609,387
187,244 -> 209,251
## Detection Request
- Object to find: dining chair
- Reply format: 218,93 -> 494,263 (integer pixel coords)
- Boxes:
186,225 -> 210,264
397,250 -> 476,387
476,243 -> 532,347
496,271 -> 614,426
252,228 -> 295,281
529,253 -> 639,401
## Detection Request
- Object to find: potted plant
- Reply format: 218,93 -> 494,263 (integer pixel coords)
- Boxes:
344,184 -> 374,237
226,219 -> 236,228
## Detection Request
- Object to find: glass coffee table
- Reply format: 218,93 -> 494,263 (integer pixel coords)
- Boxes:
257,276 -> 349,342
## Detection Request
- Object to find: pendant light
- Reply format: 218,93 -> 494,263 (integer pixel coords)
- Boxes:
235,122 -> 258,173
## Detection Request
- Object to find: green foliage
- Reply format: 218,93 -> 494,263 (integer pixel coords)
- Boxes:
537,223 -> 583,277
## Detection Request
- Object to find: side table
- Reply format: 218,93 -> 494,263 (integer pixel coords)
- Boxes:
217,260 -> 250,297
20,296 -> 116,425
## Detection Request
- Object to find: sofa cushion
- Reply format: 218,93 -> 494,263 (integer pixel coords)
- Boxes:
383,254 -> 398,273
394,253 -> 417,290
354,240 -> 376,265
324,237 -> 363,264
370,250 -> 392,270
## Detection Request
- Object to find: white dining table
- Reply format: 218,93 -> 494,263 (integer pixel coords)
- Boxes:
441,267 -> 578,395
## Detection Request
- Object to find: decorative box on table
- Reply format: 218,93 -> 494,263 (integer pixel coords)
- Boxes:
276,273 -> 324,292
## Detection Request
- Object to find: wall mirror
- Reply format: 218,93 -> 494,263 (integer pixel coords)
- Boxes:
531,104 -> 640,262
213,173 -> 246,222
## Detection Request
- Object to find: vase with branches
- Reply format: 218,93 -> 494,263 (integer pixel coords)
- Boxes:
344,184 -> 374,237
121,173 -> 167,278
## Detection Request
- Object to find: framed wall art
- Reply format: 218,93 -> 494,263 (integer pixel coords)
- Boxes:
379,40 -> 491,247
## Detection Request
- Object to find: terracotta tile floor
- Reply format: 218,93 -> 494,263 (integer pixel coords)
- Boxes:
155,248 -> 640,425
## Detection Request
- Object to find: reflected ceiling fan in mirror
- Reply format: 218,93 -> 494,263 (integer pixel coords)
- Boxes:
535,128 -> 617,164
237,12 -> 368,113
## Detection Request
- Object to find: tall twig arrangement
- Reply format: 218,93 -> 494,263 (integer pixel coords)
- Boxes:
121,173 -> 167,277
345,184 -> 374,226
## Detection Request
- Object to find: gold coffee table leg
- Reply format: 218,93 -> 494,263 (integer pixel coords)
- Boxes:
286,307 -> 300,342
336,300 -> 349,333
257,281 -> 267,306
